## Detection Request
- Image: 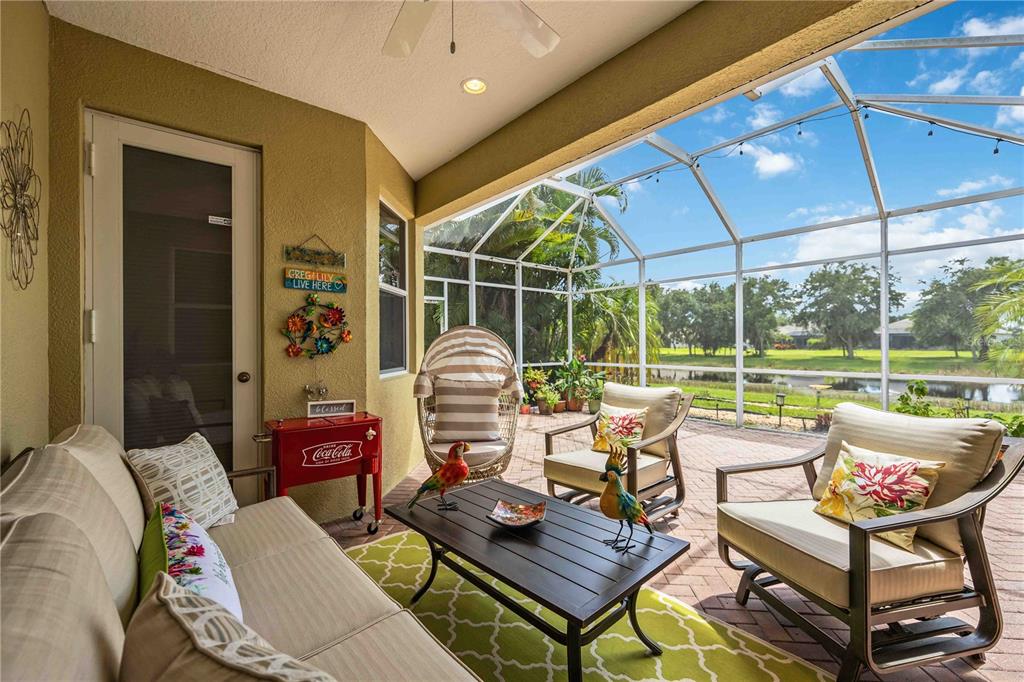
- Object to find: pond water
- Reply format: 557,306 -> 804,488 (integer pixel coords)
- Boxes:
648,368 -> 1023,411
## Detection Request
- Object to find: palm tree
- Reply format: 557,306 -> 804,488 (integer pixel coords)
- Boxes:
972,259 -> 1024,377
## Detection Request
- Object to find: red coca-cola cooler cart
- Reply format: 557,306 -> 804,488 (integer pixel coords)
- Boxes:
261,412 -> 382,534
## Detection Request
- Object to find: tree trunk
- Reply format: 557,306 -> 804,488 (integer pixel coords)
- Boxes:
845,342 -> 855,359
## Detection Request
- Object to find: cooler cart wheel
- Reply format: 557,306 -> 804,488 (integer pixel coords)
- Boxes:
367,520 -> 379,535
352,507 -> 364,521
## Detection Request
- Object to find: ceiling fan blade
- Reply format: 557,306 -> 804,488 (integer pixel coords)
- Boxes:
382,1 -> 438,58
488,1 -> 561,58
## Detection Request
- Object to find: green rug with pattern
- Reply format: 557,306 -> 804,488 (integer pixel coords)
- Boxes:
346,531 -> 831,682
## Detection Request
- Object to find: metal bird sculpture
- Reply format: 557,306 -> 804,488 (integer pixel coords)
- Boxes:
407,441 -> 471,511
598,451 -> 653,552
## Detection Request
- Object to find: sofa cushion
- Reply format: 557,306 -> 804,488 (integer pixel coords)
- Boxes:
1,513 -> 125,682
231,537 -> 401,658
122,572 -> 334,681
127,431 -> 239,528
208,496 -> 328,567
49,424 -> 146,550
601,382 -> 681,456
432,378 -> 502,442
544,448 -> 668,495
1,449 -> 138,624
814,402 -> 1004,553
718,499 -> 965,608
305,611 -> 478,681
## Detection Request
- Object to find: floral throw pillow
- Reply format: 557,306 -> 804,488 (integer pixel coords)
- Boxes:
814,441 -> 945,550
592,405 -> 648,456
139,503 -> 243,621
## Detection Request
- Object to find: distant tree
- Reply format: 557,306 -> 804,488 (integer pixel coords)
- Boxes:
691,283 -> 734,356
743,276 -> 794,356
657,288 -> 697,352
794,263 -> 903,359
912,258 -> 992,358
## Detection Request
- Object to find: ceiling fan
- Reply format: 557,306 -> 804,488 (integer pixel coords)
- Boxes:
383,0 -> 561,59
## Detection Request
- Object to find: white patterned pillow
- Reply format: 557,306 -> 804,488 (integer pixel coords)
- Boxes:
122,572 -> 335,681
432,378 -> 501,442
127,432 -> 238,528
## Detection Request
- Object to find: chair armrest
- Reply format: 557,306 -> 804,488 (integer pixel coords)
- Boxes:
850,442 -> 1024,537
543,414 -> 599,456
716,443 -> 826,503
626,393 -> 695,453
226,465 -> 277,498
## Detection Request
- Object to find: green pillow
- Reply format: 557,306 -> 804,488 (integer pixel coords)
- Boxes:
138,504 -> 168,601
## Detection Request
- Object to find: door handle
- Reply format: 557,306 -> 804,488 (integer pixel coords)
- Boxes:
237,371 -> 251,383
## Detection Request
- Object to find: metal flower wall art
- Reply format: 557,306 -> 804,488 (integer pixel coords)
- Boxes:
0,109 -> 41,290
281,293 -> 353,359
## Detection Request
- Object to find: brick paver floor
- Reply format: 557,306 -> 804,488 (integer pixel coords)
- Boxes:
325,414 -> 1024,681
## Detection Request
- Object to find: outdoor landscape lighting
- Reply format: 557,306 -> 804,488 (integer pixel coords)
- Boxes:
775,393 -> 786,428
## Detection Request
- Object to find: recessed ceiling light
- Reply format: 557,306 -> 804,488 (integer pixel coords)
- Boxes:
461,78 -> 487,95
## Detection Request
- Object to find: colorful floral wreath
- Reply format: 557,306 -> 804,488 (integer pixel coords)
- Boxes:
281,293 -> 352,359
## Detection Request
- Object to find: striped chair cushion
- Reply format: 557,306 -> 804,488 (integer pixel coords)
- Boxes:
432,379 -> 501,443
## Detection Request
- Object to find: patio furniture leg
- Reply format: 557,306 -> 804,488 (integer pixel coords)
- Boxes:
566,621 -> 583,682
628,591 -> 662,656
735,563 -> 763,606
411,538 -> 443,605
836,650 -> 862,682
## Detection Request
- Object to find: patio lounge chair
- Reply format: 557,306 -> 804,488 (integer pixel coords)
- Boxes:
543,382 -> 694,522
716,402 -> 1023,681
414,326 -> 522,482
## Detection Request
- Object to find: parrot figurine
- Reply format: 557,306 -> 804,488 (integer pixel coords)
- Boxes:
598,453 -> 653,552
407,441 -> 471,511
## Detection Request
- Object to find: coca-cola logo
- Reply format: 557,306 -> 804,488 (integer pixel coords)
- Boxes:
301,440 -> 362,467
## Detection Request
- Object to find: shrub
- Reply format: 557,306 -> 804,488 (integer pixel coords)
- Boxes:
893,380 -> 933,417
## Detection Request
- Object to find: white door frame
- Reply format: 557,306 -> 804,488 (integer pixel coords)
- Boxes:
84,110 -> 261,483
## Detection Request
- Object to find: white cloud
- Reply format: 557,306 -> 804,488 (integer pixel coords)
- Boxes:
995,86 -> 1024,130
928,67 -> 968,94
936,174 -> 1012,198
623,179 -> 647,196
786,201 -> 874,221
780,69 -> 829,97
747,103 -> 782,129
743,143 -> 800,179
906,70 -> 932,88
670,206 -> 690,218
1013,52 -> 1024,70
969,69 -> 1002,95
961,15 -> 1024,37
703,107 -> 732,124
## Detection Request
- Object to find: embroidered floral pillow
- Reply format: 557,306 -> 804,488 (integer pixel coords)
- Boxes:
139,503 -> 243,621
814,441 -> 945,550
592,405 -> 648,456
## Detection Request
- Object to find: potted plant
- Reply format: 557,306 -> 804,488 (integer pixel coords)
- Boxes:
555,355 -> 590,411
523,367 -> 548,394
535,385 -> 559,416
519,397 -> 531,415
587,383 -> 603,415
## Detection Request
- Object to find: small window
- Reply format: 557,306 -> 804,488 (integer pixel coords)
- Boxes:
379,202 -> 407,373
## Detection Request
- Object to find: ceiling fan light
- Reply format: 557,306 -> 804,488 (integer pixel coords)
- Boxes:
461,78 -> 487,95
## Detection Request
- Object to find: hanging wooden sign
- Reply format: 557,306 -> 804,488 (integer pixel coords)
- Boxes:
284,267 -> 347,293
284,234 -> 346,267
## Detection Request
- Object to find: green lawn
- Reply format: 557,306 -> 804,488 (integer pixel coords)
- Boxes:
655,347 -> 1001,377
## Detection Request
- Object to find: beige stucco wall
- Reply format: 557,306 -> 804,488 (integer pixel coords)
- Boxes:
416,0 -> 932,226
48,18 -> 417,521
1,0 -> 50,464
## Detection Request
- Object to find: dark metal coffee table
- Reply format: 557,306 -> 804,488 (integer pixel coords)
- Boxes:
385,479 -> 690,682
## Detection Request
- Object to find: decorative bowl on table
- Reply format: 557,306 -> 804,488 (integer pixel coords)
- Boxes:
487,499 -> 546,528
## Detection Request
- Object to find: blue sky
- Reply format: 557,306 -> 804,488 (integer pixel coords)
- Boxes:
435,1 -> 1024,314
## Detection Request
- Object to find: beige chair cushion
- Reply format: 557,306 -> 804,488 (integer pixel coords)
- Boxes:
545,448 -> 669,495
306,610 -> 479,681
602,382 -> 681,456
815,402 -> 1004,554
1,513 -> 125,682
718,499 -> 965,609
49,423 -> 146,550
429,439 -> 508,468
122,572 -> 334,681
432,378 -> 501,442
1,449 -> 139,624
231,537 -> 401,658
209,496 -> 329,567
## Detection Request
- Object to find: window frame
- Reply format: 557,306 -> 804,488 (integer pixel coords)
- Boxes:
378,199 -> 409,376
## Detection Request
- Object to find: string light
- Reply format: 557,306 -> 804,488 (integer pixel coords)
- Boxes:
993,139 -> 1001,155
927,122 -> 934,137
797,123 -> 803,137
738,142 -> 744,156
